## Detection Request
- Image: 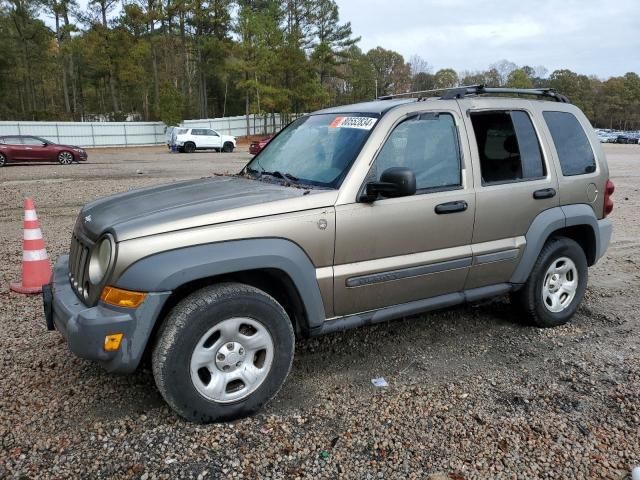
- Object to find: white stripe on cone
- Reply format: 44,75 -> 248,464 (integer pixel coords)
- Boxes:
23,228 -> 43,240
24,210 -> 38,221
23,249 -> 48,261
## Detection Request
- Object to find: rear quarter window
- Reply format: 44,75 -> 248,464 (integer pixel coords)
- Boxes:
543,111 -> 596,176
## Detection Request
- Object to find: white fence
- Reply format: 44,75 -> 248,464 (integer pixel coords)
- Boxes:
0,113 -> 298,148
183,113 -> 299,139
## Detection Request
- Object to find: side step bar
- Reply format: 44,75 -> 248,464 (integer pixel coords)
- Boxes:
312,283 -> 512,336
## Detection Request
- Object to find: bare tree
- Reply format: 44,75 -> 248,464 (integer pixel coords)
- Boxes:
408,54 -> 431,76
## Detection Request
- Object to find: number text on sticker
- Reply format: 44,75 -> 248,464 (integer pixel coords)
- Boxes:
329,116 -> 377,130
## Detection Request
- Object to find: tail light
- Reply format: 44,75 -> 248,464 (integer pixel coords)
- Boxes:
603,179 -> 614,217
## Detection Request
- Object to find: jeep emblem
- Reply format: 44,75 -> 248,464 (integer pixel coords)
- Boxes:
84,215 -> 92,223
317,219 -> 327,230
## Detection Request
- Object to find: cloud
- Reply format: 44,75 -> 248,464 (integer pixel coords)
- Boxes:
335,0 -> 640,78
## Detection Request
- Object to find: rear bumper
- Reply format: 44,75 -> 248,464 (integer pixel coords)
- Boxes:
596,218 -> 613,262
44,255 -> 170,373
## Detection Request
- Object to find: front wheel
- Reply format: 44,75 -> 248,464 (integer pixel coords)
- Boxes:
57,151 -> 74,165
222,142 -> 234,153
0,153 -> 6,167
512,237 -> 588,328
152,283 -> 295,423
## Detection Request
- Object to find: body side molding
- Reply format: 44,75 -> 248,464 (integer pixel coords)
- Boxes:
345,257 -> 472,288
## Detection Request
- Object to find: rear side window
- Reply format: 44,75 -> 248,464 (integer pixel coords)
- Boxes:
470,110 -> 546,184
543,111 -> 596,176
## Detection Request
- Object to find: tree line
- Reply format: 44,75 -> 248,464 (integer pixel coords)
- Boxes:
1,0 -> 639,131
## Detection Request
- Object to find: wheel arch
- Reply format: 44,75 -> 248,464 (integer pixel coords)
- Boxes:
511,205 -> 602,285
115,238 -> 326,364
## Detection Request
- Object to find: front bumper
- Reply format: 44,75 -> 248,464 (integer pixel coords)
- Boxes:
44,255 -> 170,373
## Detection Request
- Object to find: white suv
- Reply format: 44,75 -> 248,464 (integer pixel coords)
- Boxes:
173,128 -> 237,153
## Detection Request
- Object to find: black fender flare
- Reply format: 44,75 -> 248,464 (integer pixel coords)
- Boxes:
115,238 -> 327,330
510,205 -> 603,284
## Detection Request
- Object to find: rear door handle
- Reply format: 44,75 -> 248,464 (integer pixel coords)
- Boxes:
533,188 -> 556,200
435,200 -> 468,214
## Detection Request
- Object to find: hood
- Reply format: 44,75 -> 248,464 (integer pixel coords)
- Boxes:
79,176 -> 336,241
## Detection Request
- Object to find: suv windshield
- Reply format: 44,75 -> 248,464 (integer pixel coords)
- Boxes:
245,113 -> 379,188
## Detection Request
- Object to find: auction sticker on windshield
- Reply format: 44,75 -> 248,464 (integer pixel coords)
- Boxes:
329,116 -> 377,130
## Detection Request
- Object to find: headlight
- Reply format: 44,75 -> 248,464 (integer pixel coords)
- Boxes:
89,235 -> 114,285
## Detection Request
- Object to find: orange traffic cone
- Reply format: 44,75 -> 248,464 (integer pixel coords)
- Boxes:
10,198 -> 52,294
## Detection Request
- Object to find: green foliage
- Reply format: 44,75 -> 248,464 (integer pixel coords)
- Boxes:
434,68 -> 458,89
0,1 -> 638,131
506,69 -> 533,89
158,83 -> 183,125
366,47 -> 411,96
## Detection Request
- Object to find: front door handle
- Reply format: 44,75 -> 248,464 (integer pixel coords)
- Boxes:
533,188 -> 556,200
435,200 -> 468,214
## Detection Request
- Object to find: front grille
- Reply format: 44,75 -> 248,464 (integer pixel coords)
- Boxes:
69,232 -> 93,302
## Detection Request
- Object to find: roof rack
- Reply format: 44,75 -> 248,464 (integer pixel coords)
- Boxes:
377,86 -> 462,100
378,84 -> 570,103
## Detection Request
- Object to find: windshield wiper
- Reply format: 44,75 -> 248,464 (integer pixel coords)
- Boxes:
257,170 -> 300,182
245,166 -> 310,188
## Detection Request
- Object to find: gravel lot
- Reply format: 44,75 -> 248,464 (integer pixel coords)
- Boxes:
1,144 -> 639,479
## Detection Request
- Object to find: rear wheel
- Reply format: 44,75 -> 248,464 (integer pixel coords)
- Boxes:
152,282 -> 295,423
57,151 -> 74,165
184,142 -> 196,153
0,153 -> 6,167
512,237 -> 588,328
222,142 -> 234,153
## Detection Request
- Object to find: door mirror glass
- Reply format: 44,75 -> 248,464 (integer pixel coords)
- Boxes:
361,167 -> 416,202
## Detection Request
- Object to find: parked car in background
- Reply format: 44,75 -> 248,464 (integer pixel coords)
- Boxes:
596,131 -> 617,143
615,135 -> 639,144
173,128 -> 236,153
249,135 -> 273,155
0,136 -> 87,166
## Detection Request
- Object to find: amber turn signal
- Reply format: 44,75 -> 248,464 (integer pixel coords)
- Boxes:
100,286 -> 147,308
104,333 -> 124,352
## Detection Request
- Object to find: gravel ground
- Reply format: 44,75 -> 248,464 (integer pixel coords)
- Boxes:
0,144 -> 639,479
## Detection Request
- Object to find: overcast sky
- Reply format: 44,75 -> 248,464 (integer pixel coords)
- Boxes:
335,0 -> 639,78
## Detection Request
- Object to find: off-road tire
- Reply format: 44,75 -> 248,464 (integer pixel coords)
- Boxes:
222,142 -> 234,153
152,282 -> 295,423
512,236 -> 588,328
0,153 -> 6,167
184,142 -> 196,153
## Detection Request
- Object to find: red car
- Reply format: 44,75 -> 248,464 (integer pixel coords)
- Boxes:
0,135 -> 88,166
249,136 -> 273,155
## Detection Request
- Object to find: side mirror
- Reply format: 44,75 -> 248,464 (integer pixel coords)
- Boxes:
360,167 -> 416,202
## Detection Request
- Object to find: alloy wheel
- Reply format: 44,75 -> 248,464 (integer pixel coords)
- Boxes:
58,151 -> 73,165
